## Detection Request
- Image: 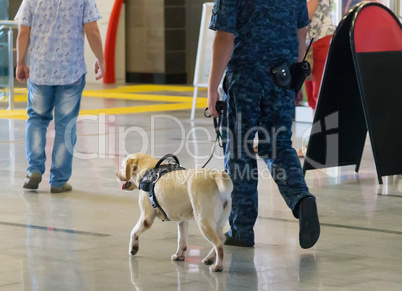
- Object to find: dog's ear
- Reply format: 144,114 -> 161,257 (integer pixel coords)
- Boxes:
125,158 -> 139,181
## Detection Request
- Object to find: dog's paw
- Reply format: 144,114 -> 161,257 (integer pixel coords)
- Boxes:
202,258 -> 215,265
209,264 -> 223,272
171,254 -> 185,261
129,245 -> 139,256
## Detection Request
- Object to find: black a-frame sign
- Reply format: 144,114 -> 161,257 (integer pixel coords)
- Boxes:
303,2 -> 402,184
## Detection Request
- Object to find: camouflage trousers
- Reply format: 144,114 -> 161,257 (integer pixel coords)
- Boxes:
222,68 -> 315,244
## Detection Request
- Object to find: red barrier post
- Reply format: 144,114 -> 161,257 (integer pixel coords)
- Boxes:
104,0 -> 124,84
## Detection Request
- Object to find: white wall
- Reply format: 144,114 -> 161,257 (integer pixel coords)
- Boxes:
84,1 -> 126,84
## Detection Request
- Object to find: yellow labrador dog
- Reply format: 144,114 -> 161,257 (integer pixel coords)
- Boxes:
117,153 -> 233,272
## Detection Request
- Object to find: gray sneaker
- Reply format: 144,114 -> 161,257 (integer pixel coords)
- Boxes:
23,172 -> 42,190
51,183 -> 73,193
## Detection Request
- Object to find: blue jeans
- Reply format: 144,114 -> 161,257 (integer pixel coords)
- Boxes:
26,75 -> 85,187
222,69 -> 315,244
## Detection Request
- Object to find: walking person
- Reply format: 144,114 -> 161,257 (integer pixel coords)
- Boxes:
298,0 -> 336,157
208,0 -> 320,249
304,0 -> 336,111
16,0 -> 105,193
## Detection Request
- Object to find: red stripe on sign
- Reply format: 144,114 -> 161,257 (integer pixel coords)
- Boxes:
354,6 -> 402,53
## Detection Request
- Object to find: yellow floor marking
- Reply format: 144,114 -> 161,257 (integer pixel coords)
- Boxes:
80,101 -> 207,116
0,95 -> 28,103
82,92 -> 205,103
0,100 -> 207,120
10,85 -> 203,95
101,85 -> 205,93
11,85 -> 200,94
1,93 -> 206,103
0,85 -> 208,120
0,109 -> 27,120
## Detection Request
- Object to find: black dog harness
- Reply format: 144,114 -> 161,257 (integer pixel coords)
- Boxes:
138,154 -> 186,221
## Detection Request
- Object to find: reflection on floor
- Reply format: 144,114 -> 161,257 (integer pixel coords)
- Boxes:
0,84 -> 402,290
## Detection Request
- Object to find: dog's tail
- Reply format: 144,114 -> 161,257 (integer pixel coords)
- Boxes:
213,170 -> 233,194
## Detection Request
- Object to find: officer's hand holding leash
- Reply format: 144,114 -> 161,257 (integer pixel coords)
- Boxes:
207,89 -> 221,117
205,100 -> 226,118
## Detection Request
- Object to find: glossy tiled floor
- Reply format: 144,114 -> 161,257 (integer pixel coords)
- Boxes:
1,85 -> 402,290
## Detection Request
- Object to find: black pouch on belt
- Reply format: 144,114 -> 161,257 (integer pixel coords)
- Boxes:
271,62 -> 292,89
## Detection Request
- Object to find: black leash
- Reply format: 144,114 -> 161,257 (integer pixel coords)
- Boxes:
202,101 -> 226,168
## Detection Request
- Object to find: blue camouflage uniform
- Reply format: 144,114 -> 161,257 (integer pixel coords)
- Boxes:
210,0 -> 315,245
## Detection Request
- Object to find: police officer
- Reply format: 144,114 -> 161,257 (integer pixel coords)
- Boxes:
207,0 -> 320,249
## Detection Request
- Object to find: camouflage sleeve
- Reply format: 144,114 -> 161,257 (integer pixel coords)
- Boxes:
209,0 -> 237,33
297,0 -> 310,29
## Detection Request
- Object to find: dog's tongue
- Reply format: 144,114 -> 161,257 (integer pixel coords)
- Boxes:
122,181 -> 132,190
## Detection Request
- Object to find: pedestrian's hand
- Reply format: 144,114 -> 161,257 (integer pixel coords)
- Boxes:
94,59 -> 106,80
208,89 -> 220,117
16,64 -> 30,82
295,89 -> 304,106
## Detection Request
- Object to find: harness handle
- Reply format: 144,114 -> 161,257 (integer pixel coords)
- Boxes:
155,153 -> 181,168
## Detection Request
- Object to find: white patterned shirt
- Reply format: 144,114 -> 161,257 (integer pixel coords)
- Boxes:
15,0 -> 102,85
307,0 -> 336,42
